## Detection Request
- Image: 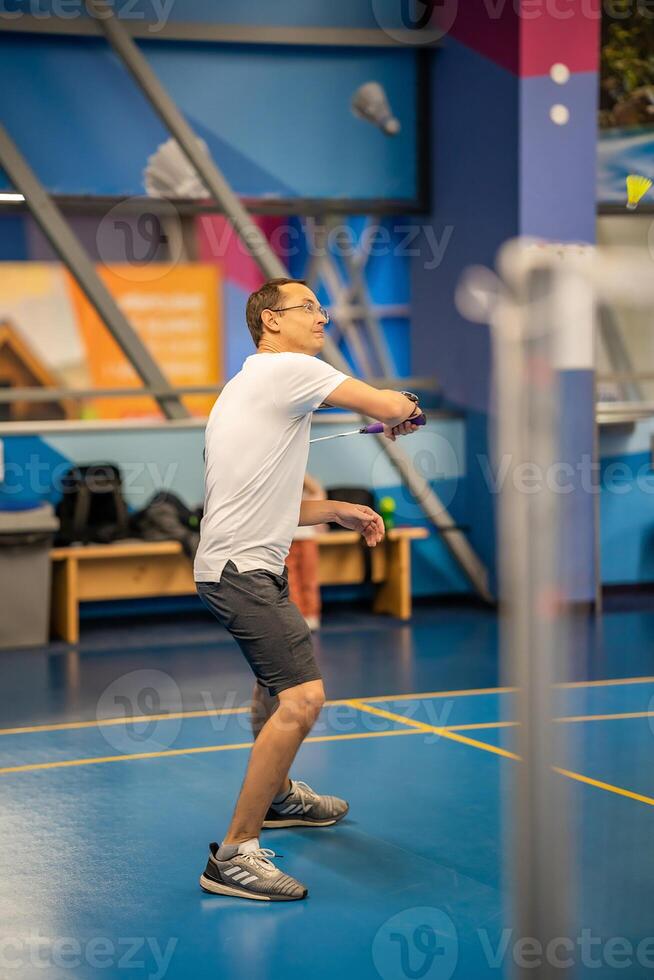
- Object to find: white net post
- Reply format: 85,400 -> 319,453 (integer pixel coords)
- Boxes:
491,242 -> 596,980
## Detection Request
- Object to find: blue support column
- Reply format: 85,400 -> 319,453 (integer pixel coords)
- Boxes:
412,4 -> 600,601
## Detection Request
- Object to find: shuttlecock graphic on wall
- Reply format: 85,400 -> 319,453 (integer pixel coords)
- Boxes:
351,82 -> 401,136
144,137 -> 211,198
626,174 -> 652,210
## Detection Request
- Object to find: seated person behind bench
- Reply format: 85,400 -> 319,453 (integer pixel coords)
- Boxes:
286,473 -> 327,633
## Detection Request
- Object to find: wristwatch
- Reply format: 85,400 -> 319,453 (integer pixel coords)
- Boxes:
400,390 -> 420,419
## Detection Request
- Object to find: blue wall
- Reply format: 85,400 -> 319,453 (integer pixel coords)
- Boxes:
288,215 -> 412,377
599,419 -> 654,586
0,216 -> 28,260
0,35 -> 418,203
411,38 -> 520,598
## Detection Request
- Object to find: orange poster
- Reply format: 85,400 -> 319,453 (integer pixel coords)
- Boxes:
66,264 -> 222,419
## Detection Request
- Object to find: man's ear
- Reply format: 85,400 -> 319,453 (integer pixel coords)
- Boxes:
260,309 -> 279,332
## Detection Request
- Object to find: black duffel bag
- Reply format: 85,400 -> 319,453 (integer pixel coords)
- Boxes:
130,491 -> 202,559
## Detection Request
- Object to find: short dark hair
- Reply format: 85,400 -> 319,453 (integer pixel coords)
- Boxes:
245,277 -> 307,348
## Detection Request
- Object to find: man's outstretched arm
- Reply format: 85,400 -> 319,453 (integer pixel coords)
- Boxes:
299,499 -> 385,548
298,499 -> 336,527
321,379 -> 422,441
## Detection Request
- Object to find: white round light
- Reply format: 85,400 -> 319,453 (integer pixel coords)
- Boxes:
550,104 -> 570,125
550,63 -> 570,85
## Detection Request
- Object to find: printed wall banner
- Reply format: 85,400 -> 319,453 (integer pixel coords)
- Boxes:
67,264 -> 223,419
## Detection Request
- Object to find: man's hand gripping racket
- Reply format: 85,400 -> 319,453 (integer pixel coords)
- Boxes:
310,391 -> 426,445
314,392 -> 425,546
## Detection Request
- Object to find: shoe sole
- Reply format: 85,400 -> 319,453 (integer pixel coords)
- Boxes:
199,874 -> 307,902
262,807 -> 349,829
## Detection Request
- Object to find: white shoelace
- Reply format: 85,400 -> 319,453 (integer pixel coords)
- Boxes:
290,780 -> 319,812
241,848 -> 278,873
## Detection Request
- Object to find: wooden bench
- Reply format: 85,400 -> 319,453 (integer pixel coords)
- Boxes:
50,526 -> 428,643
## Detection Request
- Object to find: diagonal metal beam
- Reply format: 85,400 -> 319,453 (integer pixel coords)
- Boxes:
0,123 -> 188,420
597,304 -> 643,403
86,2 -> 354,379
304,220 -> 490,596
85,0 -> 286,284
372,432 -> 493,602
307,217 -> 376,376
339,215 -> 397,377
86,4 -> 492,601
306,217 -> 491,598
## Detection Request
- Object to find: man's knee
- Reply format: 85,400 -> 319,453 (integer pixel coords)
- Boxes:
278,680 -> 325,728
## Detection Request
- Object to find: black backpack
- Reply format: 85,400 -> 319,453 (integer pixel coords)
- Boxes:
55,464 -> 130,546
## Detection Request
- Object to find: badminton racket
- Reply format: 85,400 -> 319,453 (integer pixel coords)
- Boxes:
310,413 -> 426,444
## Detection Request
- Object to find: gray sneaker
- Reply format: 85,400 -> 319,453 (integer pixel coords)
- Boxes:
199,841 -> 308,902
263,779 -> 349,828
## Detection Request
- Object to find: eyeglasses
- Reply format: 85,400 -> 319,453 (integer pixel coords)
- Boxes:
270,302 -> 330,323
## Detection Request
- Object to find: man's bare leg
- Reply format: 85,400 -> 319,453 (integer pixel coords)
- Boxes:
223,679 -> 325,845
251,682 -> 278,738
250,683 -> 290,798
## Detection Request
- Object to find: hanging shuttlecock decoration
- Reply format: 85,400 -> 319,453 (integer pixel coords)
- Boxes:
351,81 -> 401,136
144,137 -> 211,198
626,174 -> 652,211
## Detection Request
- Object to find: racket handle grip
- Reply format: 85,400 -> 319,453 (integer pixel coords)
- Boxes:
361,413 -> 426,434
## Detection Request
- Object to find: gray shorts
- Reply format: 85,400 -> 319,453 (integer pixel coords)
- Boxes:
196,559 -> 322,697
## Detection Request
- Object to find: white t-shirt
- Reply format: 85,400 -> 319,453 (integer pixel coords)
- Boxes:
194,352 -> 348,582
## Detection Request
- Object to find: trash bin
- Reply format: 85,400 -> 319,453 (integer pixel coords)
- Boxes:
0,503 -> 60,648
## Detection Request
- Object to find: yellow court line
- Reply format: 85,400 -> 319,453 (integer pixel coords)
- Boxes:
446,721 -> 517,732
353,675 -> 654,705
361,686 -> 516,703
2,702 -> 652,808
556,710 -> 654,724
0,726 -> 423,776
8,711 -> 648,773
344,700 -> 434,733
435,728 -> 519,761
0,689 -> 517,738
0,694 -> 509,738
348,701 -> 654,804
0,691 -> 515,738
556,675 -> 654,690
0,699 -> 355,738
346,700 -> 519,761
449,711 -> 654,731
0,706 -> 250,736
4,674 -> 654,739
553,768 -> 654,808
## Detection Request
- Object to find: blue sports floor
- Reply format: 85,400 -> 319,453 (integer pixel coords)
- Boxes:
0,602 -> 653,980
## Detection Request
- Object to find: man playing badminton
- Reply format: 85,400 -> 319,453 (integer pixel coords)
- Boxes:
195,277 -> 423,901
